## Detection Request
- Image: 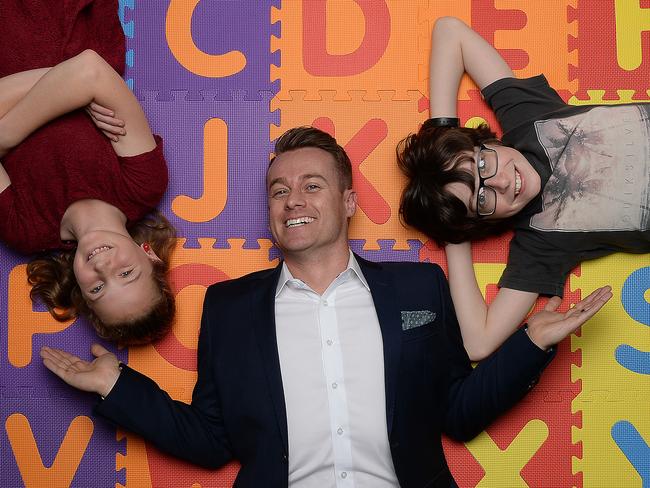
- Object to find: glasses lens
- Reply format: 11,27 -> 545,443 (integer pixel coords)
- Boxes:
477,187 -> 497,216
478,148 -> 498,178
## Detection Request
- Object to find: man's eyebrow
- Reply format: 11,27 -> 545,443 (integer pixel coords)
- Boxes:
268,177 -> 287,188
301,174 -> 327,182
268,174 -> 327,188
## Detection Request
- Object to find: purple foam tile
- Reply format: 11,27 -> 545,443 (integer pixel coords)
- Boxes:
129,1 -> 280,100
139,93 -> 277,243
0,245 -> 125,488
350,239 -> 423,262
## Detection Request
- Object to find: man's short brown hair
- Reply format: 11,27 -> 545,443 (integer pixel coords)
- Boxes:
270,126 -> 353,191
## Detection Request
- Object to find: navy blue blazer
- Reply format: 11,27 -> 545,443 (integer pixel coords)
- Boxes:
96,256 -> 552,488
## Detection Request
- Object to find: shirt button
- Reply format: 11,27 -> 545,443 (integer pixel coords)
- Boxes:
337,427 -> 344,435
322,300 -> 328,306
340,472 -> 347,479
332,382 -> 338,389
326,339 -> 333,346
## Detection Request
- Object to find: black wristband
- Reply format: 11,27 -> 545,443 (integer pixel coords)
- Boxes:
422,117 -> 460,129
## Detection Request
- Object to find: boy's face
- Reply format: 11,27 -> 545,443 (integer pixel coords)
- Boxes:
446,144 -> 542,219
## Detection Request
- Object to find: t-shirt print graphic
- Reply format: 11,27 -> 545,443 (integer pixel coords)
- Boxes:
531,104 -> 650,232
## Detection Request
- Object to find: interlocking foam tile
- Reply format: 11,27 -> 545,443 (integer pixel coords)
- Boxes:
442,262 -> 582,488
349,239 -> 423,262
271,89 -> 425,250
571,255 -> 650,488
569,89 -> 650,107
116,238 -> 276,488
0,245 -> 127,488
4,2 -> 650,487
118,0 -> 135,89
419,0 -> 578,102
417,1 -> 472,97
138,90 -> 278,247
569,0 -> 650,101
272,0 -> 425,101
129,1 -> 279,101
485,0 -> 578,93
428,223 -> 584,488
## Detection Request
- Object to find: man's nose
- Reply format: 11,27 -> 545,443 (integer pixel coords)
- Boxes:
285,190 -> 305,209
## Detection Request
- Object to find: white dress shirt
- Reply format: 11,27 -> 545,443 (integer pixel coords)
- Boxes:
275,252 -> 399,488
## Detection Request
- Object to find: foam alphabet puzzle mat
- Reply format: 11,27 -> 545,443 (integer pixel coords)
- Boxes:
1,1 -> 649,487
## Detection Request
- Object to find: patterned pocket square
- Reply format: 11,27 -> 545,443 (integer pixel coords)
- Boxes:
401,310 -> 437,331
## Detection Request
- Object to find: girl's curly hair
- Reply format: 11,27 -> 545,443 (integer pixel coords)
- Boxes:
27,213 -> 176,345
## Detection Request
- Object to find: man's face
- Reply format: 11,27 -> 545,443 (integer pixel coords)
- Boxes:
267,147 -> 356,259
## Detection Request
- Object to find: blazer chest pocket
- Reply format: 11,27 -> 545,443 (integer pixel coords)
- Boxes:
401,310 -> 439,342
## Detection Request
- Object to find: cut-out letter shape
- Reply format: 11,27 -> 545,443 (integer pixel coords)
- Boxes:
5,414 -> 93,487
621,266 -> 650,326
172,118 -> 228,222
465,419 -> 549,487
614,0 -> 650,70
303,0 -> 390,76
611,420 -> 650,486
616,266 -> 650,374
154,263 -> 230,370
166,0 -> 246,77
8,265 -> 74,368
313,117 -> 390,224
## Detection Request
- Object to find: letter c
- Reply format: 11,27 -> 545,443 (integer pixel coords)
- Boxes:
166,0 -> 246,77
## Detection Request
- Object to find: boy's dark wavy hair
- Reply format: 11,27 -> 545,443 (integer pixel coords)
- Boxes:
397,123 -> 516,245
26,213 -> 176,345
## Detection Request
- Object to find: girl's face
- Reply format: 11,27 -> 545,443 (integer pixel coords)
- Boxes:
73,231 -> 161,324
446,145 -> 542,219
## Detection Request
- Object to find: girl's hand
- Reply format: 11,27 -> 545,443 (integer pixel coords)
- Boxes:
86,102 -> 126,142
40,344 -> 122,398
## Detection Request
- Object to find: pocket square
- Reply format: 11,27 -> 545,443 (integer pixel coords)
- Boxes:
401,310 -> 437,331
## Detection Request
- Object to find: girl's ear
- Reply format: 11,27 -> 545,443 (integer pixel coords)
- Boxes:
141,242 -> 162,263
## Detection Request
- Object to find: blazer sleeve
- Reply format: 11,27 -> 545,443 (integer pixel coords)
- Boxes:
437,268 -> 555,441
94,285 -> 232,468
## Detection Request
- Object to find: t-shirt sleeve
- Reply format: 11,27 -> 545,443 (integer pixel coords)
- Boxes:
117,134 -> 169,214
499,229 -> 579,297
482,75 -> 567,135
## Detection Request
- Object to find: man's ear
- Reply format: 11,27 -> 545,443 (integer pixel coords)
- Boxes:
344,189 -> 357,217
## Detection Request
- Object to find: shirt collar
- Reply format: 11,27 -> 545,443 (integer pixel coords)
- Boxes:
275,250 -> 369,297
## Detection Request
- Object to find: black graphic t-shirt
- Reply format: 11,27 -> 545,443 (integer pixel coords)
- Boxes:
482,75 -> 650,296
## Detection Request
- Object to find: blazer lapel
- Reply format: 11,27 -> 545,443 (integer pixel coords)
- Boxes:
357,256 -> 402,437
250,263 -> 289,455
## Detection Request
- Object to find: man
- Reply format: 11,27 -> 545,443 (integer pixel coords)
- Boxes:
41,127 -> 611,488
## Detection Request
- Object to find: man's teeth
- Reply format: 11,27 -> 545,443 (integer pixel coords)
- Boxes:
286,217 -> 314,228
514,170 -> 521,196
88,246 -> 111,260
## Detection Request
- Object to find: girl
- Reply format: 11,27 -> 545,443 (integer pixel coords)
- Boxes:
0,0 -> 176,345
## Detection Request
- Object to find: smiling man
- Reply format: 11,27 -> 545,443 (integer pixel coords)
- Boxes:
41,126 -> 611,488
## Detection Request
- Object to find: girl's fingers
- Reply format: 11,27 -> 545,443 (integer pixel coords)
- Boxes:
88,102 -> 114,116
90,111 -> 125,128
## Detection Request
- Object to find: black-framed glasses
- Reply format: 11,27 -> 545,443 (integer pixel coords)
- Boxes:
475,144 -> 498,217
